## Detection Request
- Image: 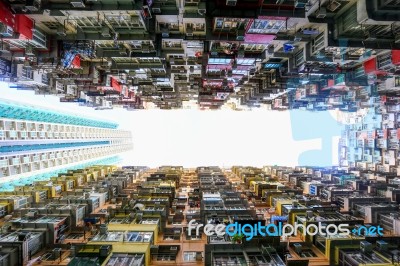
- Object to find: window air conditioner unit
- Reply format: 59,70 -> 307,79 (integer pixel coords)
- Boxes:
119,47 -> 128,56
101,27 -> 111,37
226,0 -> 237,6
186,27 -> 193,37
25,46 -> 35,56
365,32 -> 377,41
395,34 -> 400,44
302,28 -> 319,35
236,29 -> 245,41
293,35 -> 302,42
198,3 -> 206,15
268,45 -> 274,54
0,23 -> 13,37
161,27 -> 169,37
25,0 -> 41,11
316,7 -> 326,18
56,25 -> 66,36
198,9 -> 206,15
70,0 -> 85,7
152,5 -> 161,14
238,48 -> 245,58
294,0 -> 308,8
142,44 -> 150,53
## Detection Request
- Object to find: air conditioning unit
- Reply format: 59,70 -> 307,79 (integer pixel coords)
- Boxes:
316,7 -> 326,18
365,32 -> 377,41
236,29 -> 245,41
360,241 -> 373,253
119,47 -> 128,56
395,34 -> 400,44
376,240 -> 388,251
198,9 -> 206,15
294,0 -> 308,8
0,23 -> 13,37
56,25 -> 66,36
293,35 -> 302,42
25,0 -> 41,11
302,28 -> 319,35
70,0 -> 85,7
161,27 -> 169,37
186,27 -> 193,37
238,47 -> 245,58
25,46 -> 35,56
152,5 -> 162,14
268,45 -> 274,54
101,27 -> 111,37
226,0 -> 237,6
142,44 -> 150,53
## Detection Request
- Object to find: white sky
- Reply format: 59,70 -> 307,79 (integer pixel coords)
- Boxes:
0,82 -> 340,168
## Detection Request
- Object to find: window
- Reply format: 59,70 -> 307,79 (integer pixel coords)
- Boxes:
183,252 -> 198,262
237,59 -> 255,65
247,19 -> 285,34
213,18 -> 247,31
395,77 -> 400,87
208,58 -> 232,64
232,70 -> 247,75
163,41 -> 182,48
186,23 -> 205,32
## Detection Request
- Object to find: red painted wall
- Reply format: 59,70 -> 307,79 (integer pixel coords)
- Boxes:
0,1 -> 15,29
15,14 -> 34,39
363,57 -> 376,74
392,50 -> 400,65
110,77 -> 122,93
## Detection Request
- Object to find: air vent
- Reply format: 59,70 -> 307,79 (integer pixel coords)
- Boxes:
70,0 -> 85,7
226,0 -> 237,6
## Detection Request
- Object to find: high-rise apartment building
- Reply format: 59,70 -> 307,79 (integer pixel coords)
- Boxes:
0,99 -> 132,187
